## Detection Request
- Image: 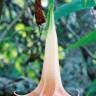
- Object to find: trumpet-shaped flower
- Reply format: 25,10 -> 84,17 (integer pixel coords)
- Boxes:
15,2 -> 70,96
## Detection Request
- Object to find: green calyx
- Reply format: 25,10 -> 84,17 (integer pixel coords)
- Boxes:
46,0 -> 55,29
43,0 -> 55,38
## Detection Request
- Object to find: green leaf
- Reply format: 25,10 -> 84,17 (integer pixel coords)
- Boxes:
84,0 -> 88,6
66,31 -> 96,51
55,0 -> 96,20
87,80 -> 96,96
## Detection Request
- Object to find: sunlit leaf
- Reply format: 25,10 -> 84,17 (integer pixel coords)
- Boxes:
15,61 -> 23,75
11,49 -> 17,58
15,23 -> 25,31
15,23 -> 27,38
64,0 -> 72,3
13,0 -> 24,8
59,46 -> 65,60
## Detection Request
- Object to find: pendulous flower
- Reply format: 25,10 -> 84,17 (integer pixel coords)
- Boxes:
15,1 -> 70,96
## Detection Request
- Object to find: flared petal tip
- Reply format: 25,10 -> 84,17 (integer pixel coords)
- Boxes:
14,92 -> 25,96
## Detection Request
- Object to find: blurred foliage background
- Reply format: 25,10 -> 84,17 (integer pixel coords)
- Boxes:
0,0 -> 96,96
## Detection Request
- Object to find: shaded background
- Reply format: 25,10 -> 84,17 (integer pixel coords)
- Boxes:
0,0 -> 96,96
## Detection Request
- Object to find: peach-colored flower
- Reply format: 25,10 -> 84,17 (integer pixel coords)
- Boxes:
15,4 -> 70,96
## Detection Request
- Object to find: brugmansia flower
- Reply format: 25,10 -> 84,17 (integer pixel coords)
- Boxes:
15,1 -> 70,96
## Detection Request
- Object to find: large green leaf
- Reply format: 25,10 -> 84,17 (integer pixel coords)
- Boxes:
66,31 -> 96,51
55,0 -> 96,20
